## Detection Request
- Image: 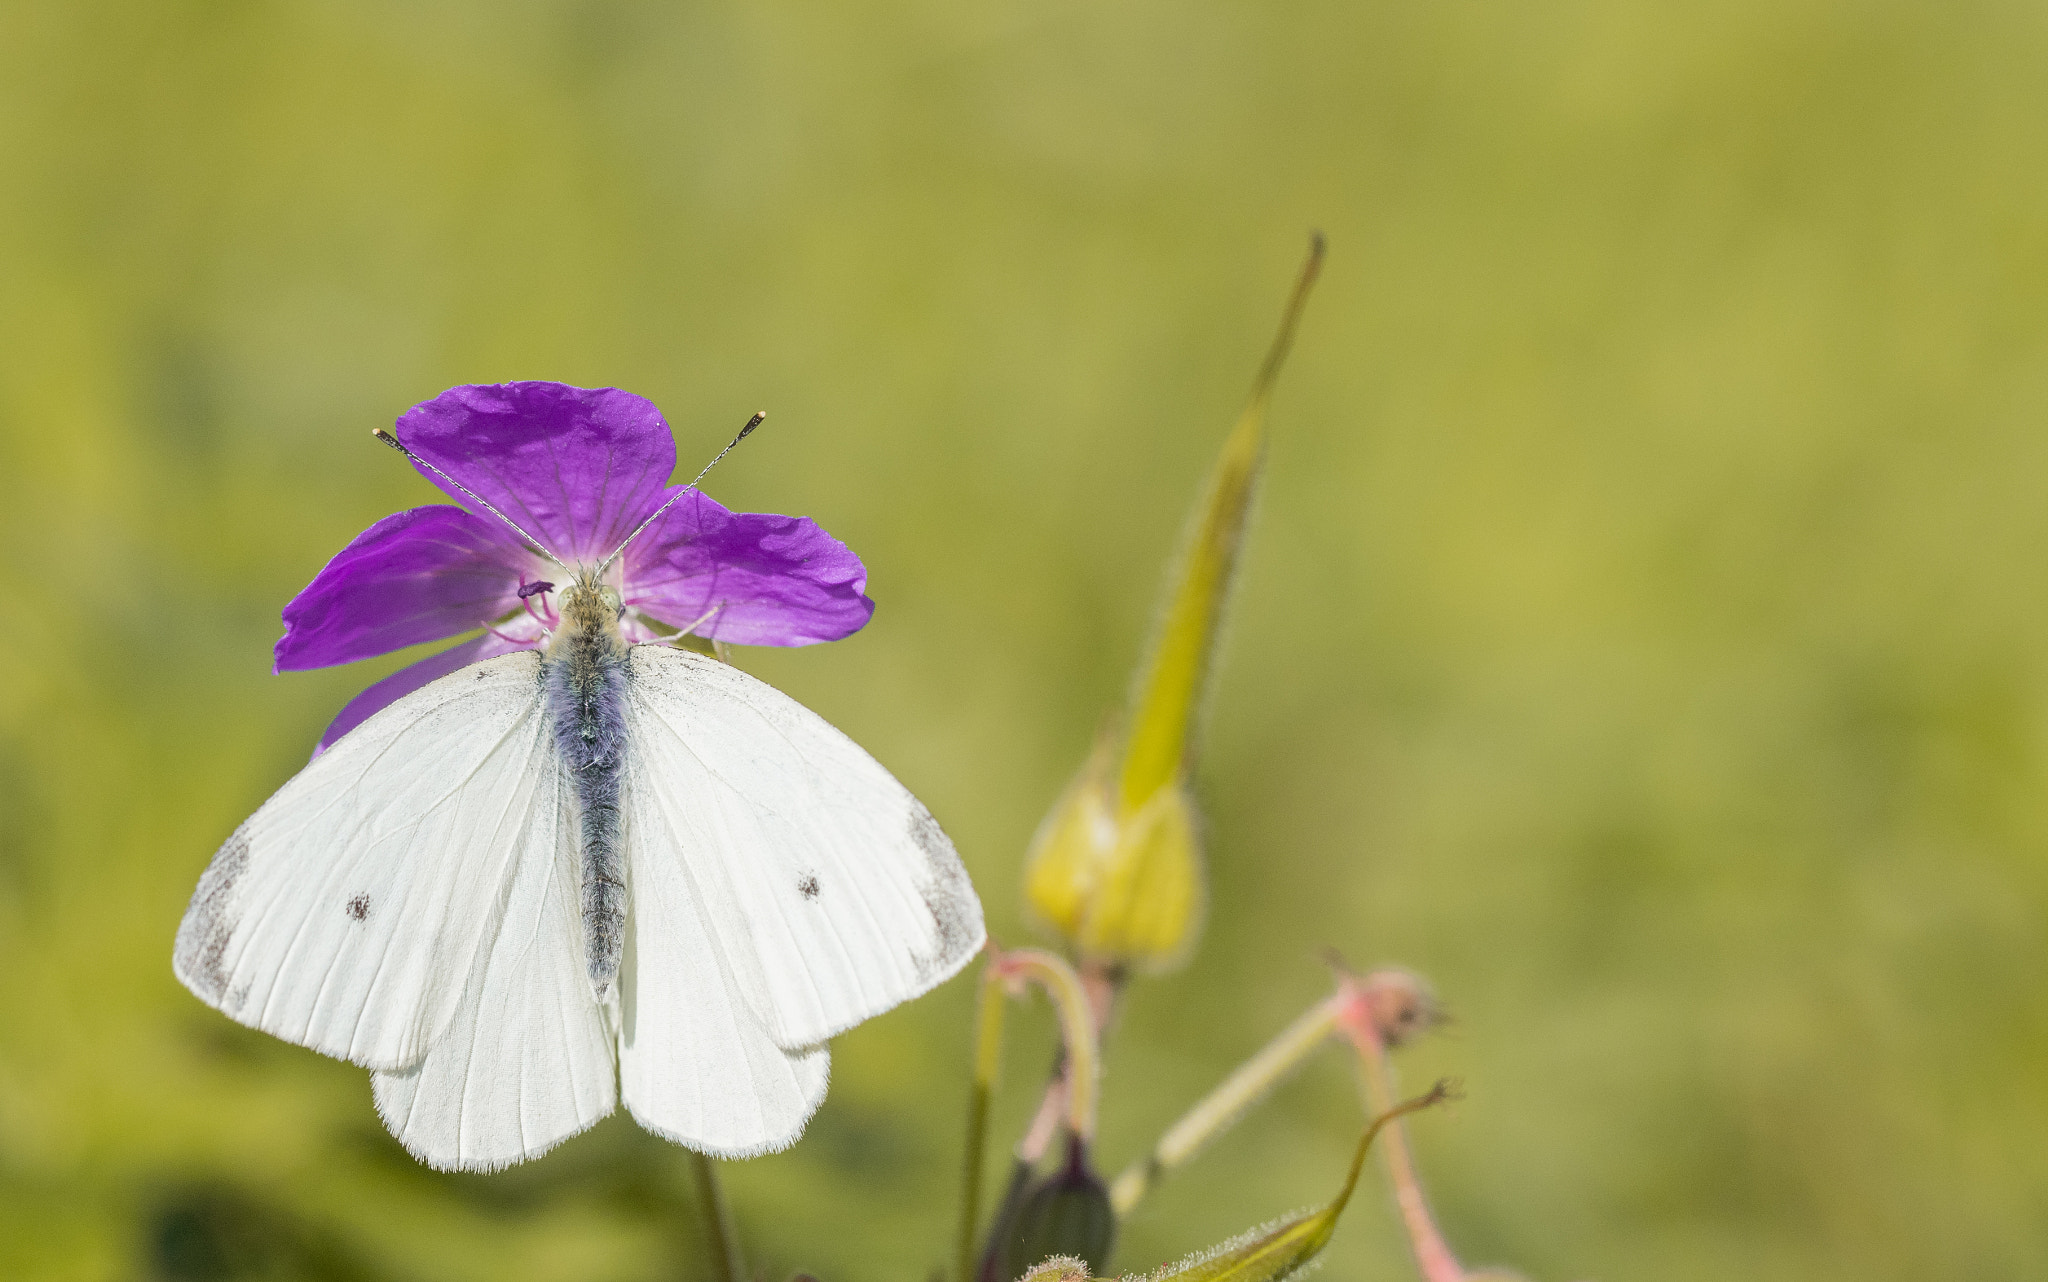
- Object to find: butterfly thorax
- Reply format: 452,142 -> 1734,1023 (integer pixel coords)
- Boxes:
544,572 -> 629,1001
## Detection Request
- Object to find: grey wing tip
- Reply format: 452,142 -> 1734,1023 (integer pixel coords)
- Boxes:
173,824 -> 253,1006
907,803 -> 986,984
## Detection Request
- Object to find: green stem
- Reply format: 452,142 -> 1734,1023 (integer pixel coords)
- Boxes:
689,1150 -> 746,1282
955,948 -> 1099,1281
992,949 -> 1101,1139
956,962 -> 1008,1282
1109,996 -> 1342,1215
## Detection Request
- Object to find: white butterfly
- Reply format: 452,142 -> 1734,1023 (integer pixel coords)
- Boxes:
174,411 -> 984,1172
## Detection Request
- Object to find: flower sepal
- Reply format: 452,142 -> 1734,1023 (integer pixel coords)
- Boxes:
1024,748 -> 1204,973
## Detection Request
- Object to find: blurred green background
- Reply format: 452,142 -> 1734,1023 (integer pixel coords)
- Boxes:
4,1 -> 2047,1278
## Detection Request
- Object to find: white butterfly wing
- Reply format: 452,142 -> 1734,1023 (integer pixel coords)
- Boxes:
372,765 -> 618,1171
618,790 -> 830,1157
621,645 -> 985,1052
178,639 -> 968,1168
173,651 -> 553,1070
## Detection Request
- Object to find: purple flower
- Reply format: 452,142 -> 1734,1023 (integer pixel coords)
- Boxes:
276,382 -> 874,753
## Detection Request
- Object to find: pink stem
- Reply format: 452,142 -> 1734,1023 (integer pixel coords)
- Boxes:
1017,1075 -> 1067,1165
1334,981 -> 1465,1282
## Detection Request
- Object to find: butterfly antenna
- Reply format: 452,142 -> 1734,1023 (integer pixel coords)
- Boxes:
595,411 -> 766,577
372,428 -> 571,572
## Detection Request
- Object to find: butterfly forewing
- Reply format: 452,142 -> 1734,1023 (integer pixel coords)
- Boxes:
621,646 -> 986,1052
173,652 -> 553,1070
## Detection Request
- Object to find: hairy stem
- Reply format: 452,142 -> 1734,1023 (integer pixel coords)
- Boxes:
991,949 -> 1102,1141
1110,996 -> 1343,1215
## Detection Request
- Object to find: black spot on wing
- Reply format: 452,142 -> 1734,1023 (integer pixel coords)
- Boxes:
797,872 -> 820,900
907,804 -> 981,981
344,894 -> 371,922
175,824 -> 250,1004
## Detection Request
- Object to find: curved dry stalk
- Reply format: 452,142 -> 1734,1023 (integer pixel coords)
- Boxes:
1334,975 -> 1467,1282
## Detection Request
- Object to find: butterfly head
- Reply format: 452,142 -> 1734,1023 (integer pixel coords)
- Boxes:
553,572 -> 625,646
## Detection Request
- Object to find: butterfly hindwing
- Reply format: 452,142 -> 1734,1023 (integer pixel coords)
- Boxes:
618,773 -> 830,1157
173,651 -> 553,1071
372,762 -> 618,1172
621,645 -> 986,1052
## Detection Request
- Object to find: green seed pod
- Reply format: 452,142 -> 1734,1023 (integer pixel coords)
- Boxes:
1137,1206 -> 1338,1282
1023,236 -> 1324,976
998,1136 -> 1116,1282
1137,1081 -> 1454,1282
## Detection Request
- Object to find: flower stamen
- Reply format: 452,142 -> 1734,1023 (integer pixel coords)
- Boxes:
520,587 -> 557,630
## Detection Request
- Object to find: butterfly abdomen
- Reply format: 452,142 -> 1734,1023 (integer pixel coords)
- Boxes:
546,577 -> 632,1001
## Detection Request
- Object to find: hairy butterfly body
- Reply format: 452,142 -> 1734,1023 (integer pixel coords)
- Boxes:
548,574 -> 631,999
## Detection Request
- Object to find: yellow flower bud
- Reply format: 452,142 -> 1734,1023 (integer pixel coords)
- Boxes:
1025,236 -> 1323,972
1022,740 -> 1120,946
1024,757 -> 1205,972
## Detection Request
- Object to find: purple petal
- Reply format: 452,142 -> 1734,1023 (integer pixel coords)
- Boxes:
624,488 -> 875,646
275,505 -> 548,672
395,383 -> 677,564
313,628 -> 541,756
